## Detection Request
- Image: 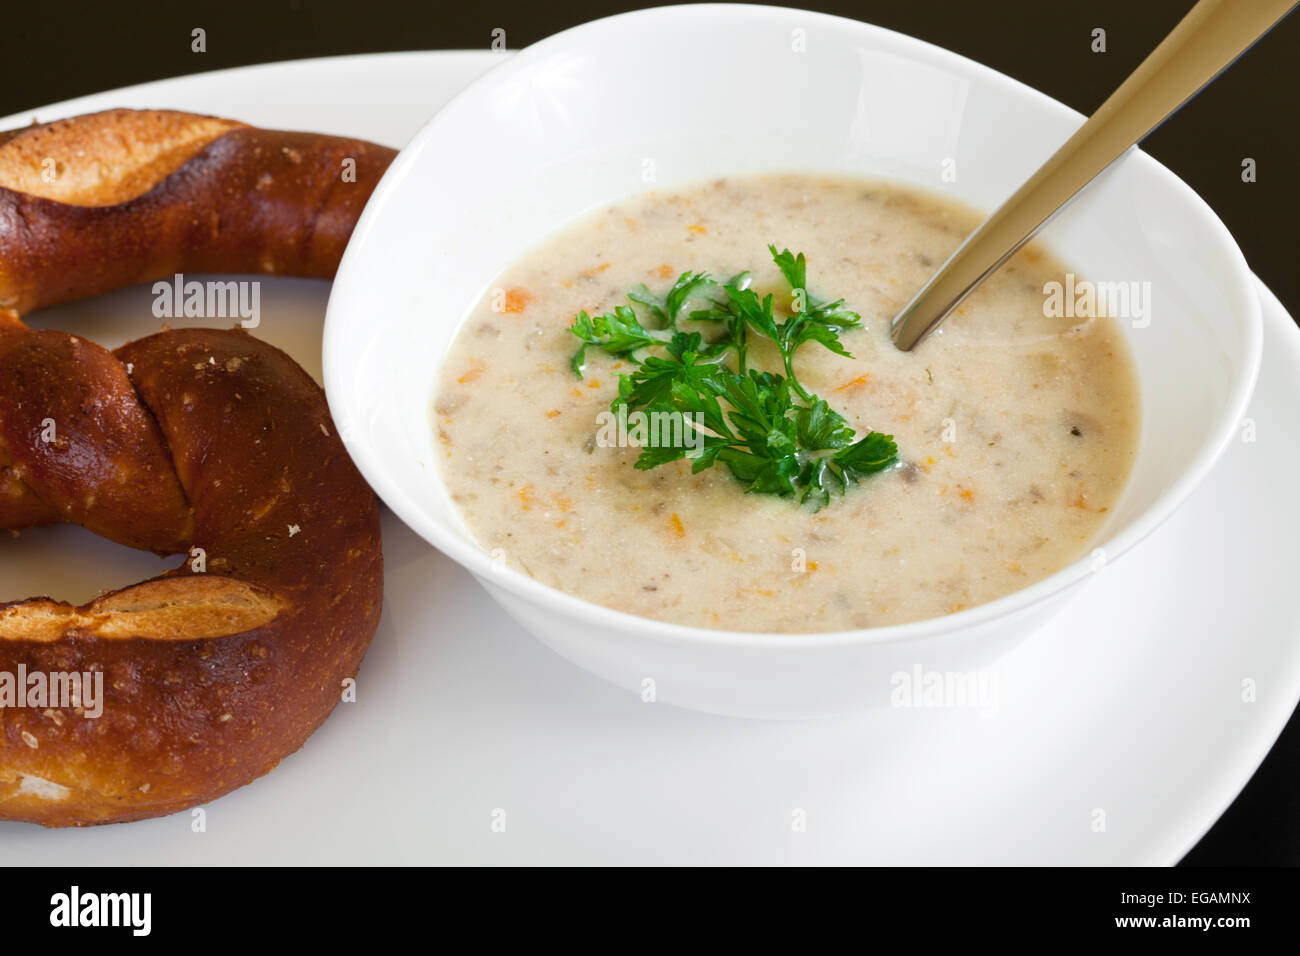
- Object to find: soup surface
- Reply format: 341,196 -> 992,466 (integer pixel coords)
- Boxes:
432,174 -> 1140,632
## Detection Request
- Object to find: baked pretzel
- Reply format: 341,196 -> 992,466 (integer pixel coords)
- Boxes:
0,108 -> 396,314
0,314 -> 383,825
0,109 -> 393,825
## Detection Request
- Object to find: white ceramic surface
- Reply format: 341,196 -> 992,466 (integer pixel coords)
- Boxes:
324,6 -> 1262,717
0,52 -> 1294,865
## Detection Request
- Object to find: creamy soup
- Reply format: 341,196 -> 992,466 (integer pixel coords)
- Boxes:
432,174 -> 1140,632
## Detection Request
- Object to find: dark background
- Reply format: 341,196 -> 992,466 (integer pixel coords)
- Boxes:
2,0 -> 1296,865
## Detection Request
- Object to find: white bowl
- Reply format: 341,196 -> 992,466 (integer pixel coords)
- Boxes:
324,4 -> 1261,718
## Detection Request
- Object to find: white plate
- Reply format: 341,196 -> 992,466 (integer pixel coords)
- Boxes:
0,52 -> 1295,865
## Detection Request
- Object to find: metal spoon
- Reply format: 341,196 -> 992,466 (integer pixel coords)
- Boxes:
890,0 -> 1297,352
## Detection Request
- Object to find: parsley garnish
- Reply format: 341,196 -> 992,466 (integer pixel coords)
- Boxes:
569,245 -> 898,510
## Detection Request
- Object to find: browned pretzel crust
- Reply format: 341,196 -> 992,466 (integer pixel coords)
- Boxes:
0,108 -> 397,314
0,315 -> 383,825
0,108 -> 392,825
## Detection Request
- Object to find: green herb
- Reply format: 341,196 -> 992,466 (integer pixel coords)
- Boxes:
569,245 -> 898,510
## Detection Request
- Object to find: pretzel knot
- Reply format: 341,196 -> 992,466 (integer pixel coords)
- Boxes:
0,311 -> 382,826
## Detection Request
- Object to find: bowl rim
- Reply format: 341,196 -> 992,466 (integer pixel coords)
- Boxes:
323,2 -> 1264,649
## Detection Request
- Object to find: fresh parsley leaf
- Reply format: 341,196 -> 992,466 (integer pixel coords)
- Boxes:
628,271 -> 715,330
724,286 -> 781,342
569,305 -> 666,377
770,245 -> 807,298
626,285 -> 667,326
567,245 -> 900,507
795,397 -> 855,450
833,431 -> 899,482
665,272 -> 715,326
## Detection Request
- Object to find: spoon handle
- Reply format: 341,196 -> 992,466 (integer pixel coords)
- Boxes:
890,0 -> 1297,351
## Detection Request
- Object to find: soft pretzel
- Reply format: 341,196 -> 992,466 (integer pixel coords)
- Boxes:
0,312 -> 383,825
0,108 -> 397,314
0,108 -> 392,826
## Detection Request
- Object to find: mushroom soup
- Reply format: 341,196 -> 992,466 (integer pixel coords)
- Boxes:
431,174 -> 1140,632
